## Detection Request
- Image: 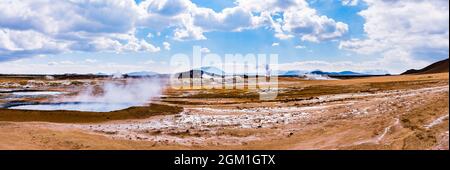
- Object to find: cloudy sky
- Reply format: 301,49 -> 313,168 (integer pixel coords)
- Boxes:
0,0 -> 448,74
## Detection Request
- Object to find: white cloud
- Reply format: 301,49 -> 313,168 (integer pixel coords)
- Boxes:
0,0 -> 350,61
274,33 -> 294,40
339,0 -> 449,72
138,0 -> 203,41
341,0 -> 449,53
341,0 -> 359,6
0,57 -> 178,74
146,0 -> 192,16
0,29 -> 67,61
192,6 -> 258,32
139,0 -> 348,42
138,40 -> 161,52
139,0 -> 261,40
295,45 -> 306,49
0,0 -> 139,34
0,0 -> 158,61
85,59 -> 98,63
236,0 -> 348,42
47,60 -> 75,66
283,7 -> 348,42
200,47 -> 211,53
118,36 -> 161,53
236,0 -> 309,12
173,25 -> 207,41
163,42 -> 171,50
272,42 -> 280,46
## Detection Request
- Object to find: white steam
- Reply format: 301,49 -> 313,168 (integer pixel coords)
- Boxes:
73,78 -> 163,104
302,74 -> 337,80
8,78 -> 164,112
33,78 -> 167,112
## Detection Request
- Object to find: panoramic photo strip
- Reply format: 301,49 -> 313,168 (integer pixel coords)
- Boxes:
0,0 -> 448,168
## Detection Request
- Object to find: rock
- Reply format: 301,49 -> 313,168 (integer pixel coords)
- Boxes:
288,132 -> 294,137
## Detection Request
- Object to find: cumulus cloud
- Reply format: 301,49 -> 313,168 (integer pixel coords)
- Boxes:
140,0 -> 348,41
0,0 -> 158,61
284,8 -> 348,42
138,0 -> 206,41
122,39 -> 161,53
200,47 -> 211,53
341,0 -> 359,6
339,0 -> 449,72
173,22 -> 206,41
192,6 -> 258,32
236,0 -> 348,42
163,42 -> 171,50
272,43 -> 280,46
139,0 -> 259,41
0,29 -> 66,61
0,0 -> 138,34
0,0 -> 349,61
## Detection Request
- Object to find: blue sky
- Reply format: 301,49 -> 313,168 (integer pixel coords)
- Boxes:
0,0 -> 448,74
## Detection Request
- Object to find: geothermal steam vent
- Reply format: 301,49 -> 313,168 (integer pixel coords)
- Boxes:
8,79 -> 162,112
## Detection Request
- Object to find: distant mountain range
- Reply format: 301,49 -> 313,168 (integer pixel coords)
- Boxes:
277,70 -> 309,76
98,65 -> 396,78
199,67 -> 226,76
310,70 -> 363,76
125,71 -> 159,77
402,58 -> 449,75
174,66 -> 388,78
278,70 -> 390,76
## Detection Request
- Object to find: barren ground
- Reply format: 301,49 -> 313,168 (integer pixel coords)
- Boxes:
0,73 -> 448,150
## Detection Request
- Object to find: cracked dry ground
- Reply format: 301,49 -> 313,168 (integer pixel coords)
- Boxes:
0,73 -> 448,150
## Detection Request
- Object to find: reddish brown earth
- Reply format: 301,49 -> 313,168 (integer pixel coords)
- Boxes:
0,73 -> 448,150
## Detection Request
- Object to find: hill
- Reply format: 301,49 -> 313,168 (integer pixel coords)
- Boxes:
402,58 -> 449,75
